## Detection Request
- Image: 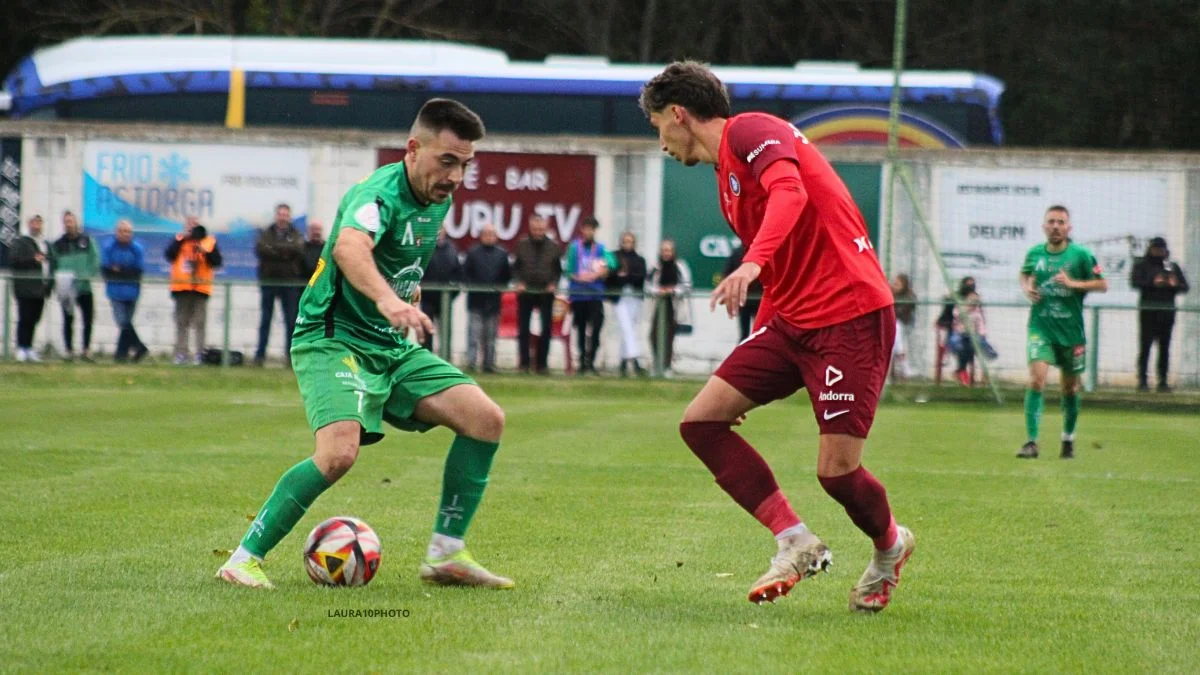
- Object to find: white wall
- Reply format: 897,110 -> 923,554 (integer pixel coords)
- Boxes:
4,121 -> 1197,386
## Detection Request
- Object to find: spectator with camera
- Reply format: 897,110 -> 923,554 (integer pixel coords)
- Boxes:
166,216 -> 222,365
1131,236 -> 1189,392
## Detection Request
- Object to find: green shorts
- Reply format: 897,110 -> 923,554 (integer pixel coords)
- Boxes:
1026,331 -> 1086,374
291,338 -> 475,445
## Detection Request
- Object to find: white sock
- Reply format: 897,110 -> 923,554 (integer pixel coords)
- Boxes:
877,533 -> 905,560
775,523 -> 811,542
1062,432 -> 1075,442
227,545 -> 261,565
427,533 -> 464,560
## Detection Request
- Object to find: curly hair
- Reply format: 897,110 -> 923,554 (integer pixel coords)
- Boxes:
639,60 -> 731,121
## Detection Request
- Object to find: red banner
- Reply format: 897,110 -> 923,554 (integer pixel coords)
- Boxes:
376,149 -> 596,252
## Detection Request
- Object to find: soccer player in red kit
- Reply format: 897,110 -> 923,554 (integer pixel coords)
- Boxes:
641,61 -> 915,612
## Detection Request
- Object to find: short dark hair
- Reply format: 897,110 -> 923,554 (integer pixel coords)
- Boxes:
1046,204 -> 1070,216
581,216 -> 599,229
275,203 -> 290,212
414,98 -> 486,142
639,61 -> 731,121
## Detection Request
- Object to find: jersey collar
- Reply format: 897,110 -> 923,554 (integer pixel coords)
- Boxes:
399,160 -> 430,208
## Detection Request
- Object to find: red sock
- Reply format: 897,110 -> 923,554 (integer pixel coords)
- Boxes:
680,421 -> 801,535
818,465 -> 898,550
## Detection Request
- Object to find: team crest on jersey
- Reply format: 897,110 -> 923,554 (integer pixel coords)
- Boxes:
729,173 -> 741,196
389,258 -> 424,303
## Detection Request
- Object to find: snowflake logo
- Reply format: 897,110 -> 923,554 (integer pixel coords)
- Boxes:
157,153 -> 190,188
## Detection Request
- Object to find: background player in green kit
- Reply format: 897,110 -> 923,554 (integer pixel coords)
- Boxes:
217,99 -> 514,589
1017,205 -> 1108,460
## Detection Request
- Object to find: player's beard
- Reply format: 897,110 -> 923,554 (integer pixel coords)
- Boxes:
428,182 -> 456,204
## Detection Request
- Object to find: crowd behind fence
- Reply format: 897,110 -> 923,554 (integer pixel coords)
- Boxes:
3,275 -> 1198,391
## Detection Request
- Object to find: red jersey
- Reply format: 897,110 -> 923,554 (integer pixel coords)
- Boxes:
716,112 -> 893,329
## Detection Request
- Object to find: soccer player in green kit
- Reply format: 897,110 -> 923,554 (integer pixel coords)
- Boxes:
1017,205 -> 1108,460
217,99 -> 513,589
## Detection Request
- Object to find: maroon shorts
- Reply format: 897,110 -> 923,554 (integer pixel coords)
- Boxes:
714,306 -> 895,438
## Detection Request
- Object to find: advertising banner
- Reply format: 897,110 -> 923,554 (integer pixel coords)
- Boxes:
937,167 -> 1171,305
376,149 -> 596,252
83,141 -> 310,278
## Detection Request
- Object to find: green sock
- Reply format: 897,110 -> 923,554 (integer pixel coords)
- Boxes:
1024,389 -> 1044,442
434,436 -> 500,540
240,458 -> 332,558
1062,393 -> 1080,437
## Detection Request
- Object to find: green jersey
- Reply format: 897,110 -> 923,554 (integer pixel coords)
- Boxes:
294,162 -> 450,350
1020,241 -> 1103,345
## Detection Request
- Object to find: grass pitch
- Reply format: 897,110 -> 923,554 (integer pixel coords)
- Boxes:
1,365 -> 1197,673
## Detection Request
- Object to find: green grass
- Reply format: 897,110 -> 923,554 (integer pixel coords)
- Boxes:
1,365 -> 1198,673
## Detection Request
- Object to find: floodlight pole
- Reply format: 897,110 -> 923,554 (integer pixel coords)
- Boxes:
881,0 -> 909,278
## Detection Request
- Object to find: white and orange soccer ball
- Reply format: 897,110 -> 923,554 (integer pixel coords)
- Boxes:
303,516 -> 381,587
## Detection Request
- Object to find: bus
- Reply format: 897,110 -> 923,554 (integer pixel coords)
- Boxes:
2,36 -> 1004,148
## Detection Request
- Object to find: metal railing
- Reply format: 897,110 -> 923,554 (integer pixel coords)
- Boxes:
4,274 -> 1197,390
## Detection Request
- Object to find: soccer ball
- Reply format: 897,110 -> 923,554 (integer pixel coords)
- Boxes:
303,516 -> 381,586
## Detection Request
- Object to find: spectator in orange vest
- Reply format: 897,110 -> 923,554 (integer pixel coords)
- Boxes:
165,216 -> 222,365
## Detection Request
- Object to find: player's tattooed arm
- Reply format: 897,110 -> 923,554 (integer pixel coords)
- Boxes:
334,228 -> 434,342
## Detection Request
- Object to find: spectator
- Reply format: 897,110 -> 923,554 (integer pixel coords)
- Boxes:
565,216 -> 615,374
648,239 -> 692,377
723,243 -> 763,341
419,227 -> 463,352
512,214 -> 562,374
302,220 -> 325,281
936,276 -> 975,379
253,203 -> 304,367
949,291 -> 998,386
9,215 -> 51,362
166,216 -> 222,365
1131,236 -> 1190,392
463,224 -> 511,373
608,231 -> 648,377
936,276 -> 976,333
890,273 -> 917,380
101,219 -> 148,362
51,210 -> 100,362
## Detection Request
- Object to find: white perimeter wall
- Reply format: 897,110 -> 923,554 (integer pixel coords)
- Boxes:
4,121 -> 1198,386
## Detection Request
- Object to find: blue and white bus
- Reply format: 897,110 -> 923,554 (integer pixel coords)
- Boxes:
2,36 -> 1004,148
